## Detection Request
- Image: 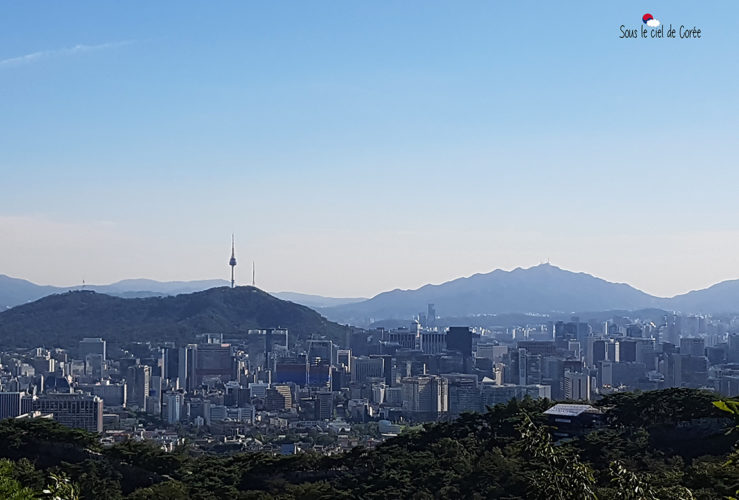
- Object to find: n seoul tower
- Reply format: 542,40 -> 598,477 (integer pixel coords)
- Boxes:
229,234 -> 237,288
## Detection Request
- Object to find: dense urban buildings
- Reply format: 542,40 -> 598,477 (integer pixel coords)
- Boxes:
0,307 -> 737,454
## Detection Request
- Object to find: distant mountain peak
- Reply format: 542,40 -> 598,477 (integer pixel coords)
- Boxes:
321,264 -> 661,325
519,262 -> 567,273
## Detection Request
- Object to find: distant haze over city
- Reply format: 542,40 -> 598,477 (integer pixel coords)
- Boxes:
6,263 -> 739,325
3,242 -> 739,301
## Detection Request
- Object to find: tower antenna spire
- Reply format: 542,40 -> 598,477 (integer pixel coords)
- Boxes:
229,234 -> 237,288
252,261 -> 255,287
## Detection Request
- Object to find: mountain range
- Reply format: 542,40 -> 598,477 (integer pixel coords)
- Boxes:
0,275 -> 363,311
318,264 -> 739,325
3,264 -> 739,329
270,292 -> 367,309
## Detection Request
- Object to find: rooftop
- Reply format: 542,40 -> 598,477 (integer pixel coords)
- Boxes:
543,404 -> 601,417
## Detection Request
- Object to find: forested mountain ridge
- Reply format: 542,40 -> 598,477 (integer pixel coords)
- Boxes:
0,287 -> 349,348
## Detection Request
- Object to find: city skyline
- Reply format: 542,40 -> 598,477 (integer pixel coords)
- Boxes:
0,3 -> 737,498
2,2 -> 738,298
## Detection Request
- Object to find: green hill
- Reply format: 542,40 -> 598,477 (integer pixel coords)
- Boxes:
0,286 -> 349,348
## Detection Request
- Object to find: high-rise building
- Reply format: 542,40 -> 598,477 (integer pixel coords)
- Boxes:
352,356 -> 385,384
165,392 -> 184,425
516,341 -> 557,357
388,328 -> 417,350
554,321 -> 591,345
264,328 -> 289,368
617,340 -> 638,363
427,304 -> 437,327
635,340 -> 657,371
0,392 -> 22,420
419,331 -> 446,354
21,394 -> 35,415
126,365 -> 151,410
275,356 -> 308,386
196,343 -> 233,384
79,338 -> 106,361
587,339 -> 607,368
564,370 -> 590,401
164,347 -> 180,384
307,340 -> 334,389
512,348 -> 543,385
680,337 -> 705,357
576,322 -> 592,344
626,324 -> 643,338
209,405 -> 228,422
34,393 -> 103,433
264,385 -> 292,411
370,382 -> 386,404
248,382 -> 269,399
308,362 -> 331,389
79,382 -> 126,407
369,355 -> 393,386
568,341 -> 582,360
401,375 -> 449,417
315,391 -> 333,420
31,354 -> 55,375
444,374 -> 480,416
600,361 -> 646,389
668,354 -> 709,388
147,375 -> 162,415
79,338 -> 106,379
665,314 -> 682,346
84,354 -> 104,380
446,327 -> 473,357
307,340 -> 334,365
480,382 -> 551,407
729,334 -> 739,363
475,343 -> 497,360
336,349 -> 352,371
606,341 -> 618,362
178,344 -> 198,392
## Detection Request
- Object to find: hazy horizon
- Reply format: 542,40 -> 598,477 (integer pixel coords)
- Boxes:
2,2 -> 737,298
3,260 -> 739,302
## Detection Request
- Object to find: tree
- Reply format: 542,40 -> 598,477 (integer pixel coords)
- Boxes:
712,399 -> 739,499
607,461 -> 658,500
0,459 -> 36,500
42,472 -> 80,500
516,412 -> 597,500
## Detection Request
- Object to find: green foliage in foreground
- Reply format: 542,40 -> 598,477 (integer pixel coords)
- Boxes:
0,389 -> 736,499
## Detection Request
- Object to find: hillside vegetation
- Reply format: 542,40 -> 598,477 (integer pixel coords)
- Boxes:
0,389 -> 736,499
0,287 -> 349,348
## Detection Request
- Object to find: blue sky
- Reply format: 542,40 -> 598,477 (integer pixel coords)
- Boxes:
1,1 -> 737,298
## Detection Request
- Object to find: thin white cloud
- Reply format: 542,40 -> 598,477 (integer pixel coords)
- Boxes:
0,40 -> 134,68
646,19 -> 660,28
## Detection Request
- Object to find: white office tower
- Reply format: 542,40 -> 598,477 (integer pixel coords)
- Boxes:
564,370 -> 591,401
165,392 -> 184,425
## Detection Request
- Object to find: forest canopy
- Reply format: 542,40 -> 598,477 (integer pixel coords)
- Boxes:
0,388 -> 736,499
